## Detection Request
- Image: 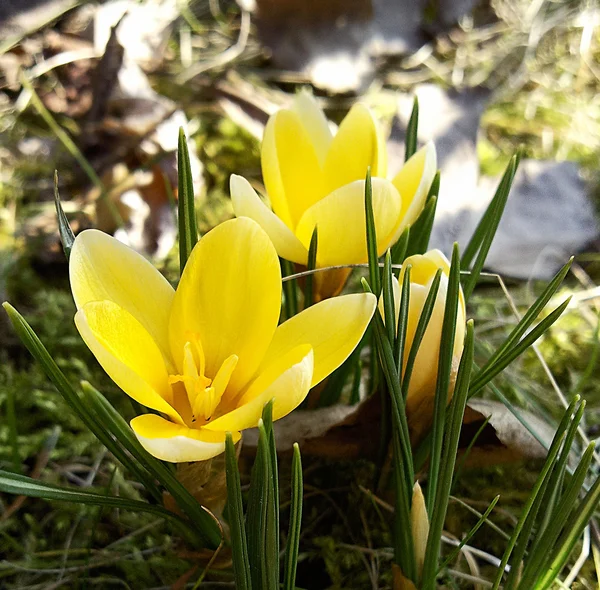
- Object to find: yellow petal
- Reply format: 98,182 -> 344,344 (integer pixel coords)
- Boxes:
230,175 -> 308,264
291,90 -> 333,166
262,109 -> 325,229
131,414 -> 240,462
75,301 -> 183,425
323,104 -> 387,194
390,141 -> 437,241
295,178 -> 402,267
261,293 -> 376,388
169,218 -> 282,394
205,344 -> 313,432
388,250 -> 466,402
70,229 -> 175,362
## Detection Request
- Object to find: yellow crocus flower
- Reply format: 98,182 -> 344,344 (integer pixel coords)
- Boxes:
70,217 -> 376,462
380,249 -> 466,437
230,91 -> 437,296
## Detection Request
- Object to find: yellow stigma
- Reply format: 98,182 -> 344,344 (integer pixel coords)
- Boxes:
168,336 -> 238,422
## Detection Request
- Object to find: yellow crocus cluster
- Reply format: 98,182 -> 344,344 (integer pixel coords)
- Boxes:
62,93 -> 464,464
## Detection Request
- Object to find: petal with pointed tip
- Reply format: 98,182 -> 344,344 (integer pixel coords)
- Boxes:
230,175 -> 308,264
70,229 -> 174,361
261,293 -> 376,388
262,109 -> 325,229
389,141 -> 437,244
291,91 -> 333,165
169,218 -> 281,395
323,104 -> 387,194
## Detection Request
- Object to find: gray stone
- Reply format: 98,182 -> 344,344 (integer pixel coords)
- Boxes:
390,84 -> 599,279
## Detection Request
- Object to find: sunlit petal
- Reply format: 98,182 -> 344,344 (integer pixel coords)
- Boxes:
291,90 -> 333,166
389,141 -> 437,244
261,293 -> 376,387
230,175 -> 308,264
169,218 -> 281,394
384,249 -> 466,403
204,345 -> 313,432
262,110 -> 325,229
70,229 -> 174,361
131,414 -> 240,462
75,301 -> 183,424
323,104 -> 387,194
295,178 -> 402,267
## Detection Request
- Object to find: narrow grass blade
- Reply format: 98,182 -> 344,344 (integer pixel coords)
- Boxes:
491,429 -> 568,589
80,382 -> 222,547
53,171 -> 75,259
406,196 -> 438,257
461,151 -> 520,269
476,259 -> 572,381
534,400 -> 585,540
391,226 -> 410,267
391,429 -> 416,580
394,265 -> 411,384
284,443 -> 303,590
0,470 -> 201,545
438,494 -> 500,572
350,359 -> 362,405
402,268 -> 442,399
503,396 -> 582,590
225,433 -> 252,590
318,338 -> 364,407
426,243 -> 461,511
422,319 -> 474,589
534,471 -> 600,590
363,280 -> 414,489
452,414 -> 490,491
426,171 -> 441,203
2,304 -> 157,497
304,227 -> 318,308
405,97 -> 419,161
364,167 -> 381,296
469,297 -> 571,397
382,251 -> 396,346
362,278 -> 415,579
247,409 -> 278,590
20,75 -> 105,200
461,154 -> 520,299
281,259 -> 298,319
2,306 -> 221,546
518,442 -> 595,586
177,127 -> 199,274
262,401 -> 280,574
80,383 -> 163,503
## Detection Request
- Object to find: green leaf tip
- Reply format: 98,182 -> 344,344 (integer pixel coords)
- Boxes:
177,127 -> 199,275
53,171 -> 75,260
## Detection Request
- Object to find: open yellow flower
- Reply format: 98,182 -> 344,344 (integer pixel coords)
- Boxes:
230,91 -> 437,280
380,249 -> 466,437
69,217 -> 376,462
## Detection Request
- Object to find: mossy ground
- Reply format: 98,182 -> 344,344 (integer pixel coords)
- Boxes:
1,1 -> 600,588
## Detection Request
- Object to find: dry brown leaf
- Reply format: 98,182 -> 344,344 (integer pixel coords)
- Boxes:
242,393 -> 554,468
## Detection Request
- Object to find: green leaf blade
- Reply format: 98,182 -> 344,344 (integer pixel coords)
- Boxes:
177,127 -> 199,274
